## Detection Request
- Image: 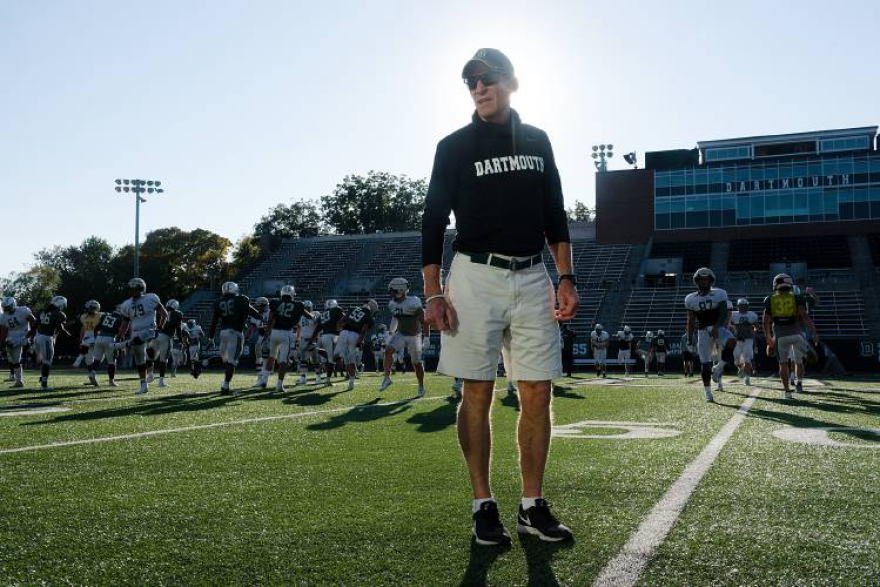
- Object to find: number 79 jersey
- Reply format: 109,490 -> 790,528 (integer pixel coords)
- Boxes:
120,293 -> 162,332
684,287 -> 729,331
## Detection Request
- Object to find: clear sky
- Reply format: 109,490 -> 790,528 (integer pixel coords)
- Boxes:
2,0 -> 879,277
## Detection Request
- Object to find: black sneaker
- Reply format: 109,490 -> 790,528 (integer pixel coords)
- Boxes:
517,499 -> 573,542
795,381 -> 804,394
472,501 -> 512,547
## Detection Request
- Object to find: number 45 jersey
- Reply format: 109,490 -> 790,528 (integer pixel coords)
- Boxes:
684,287 -> 729,331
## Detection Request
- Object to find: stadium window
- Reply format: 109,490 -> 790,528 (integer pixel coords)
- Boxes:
686,211 -> 708,228
764,165 -> 779,180
736,196 -> 750,219
794,193 -> 809,215
871,201 -> 880,218
808,192 -> 822,215
754,140 -> 815,158
823,160 -> 839,175
840,202 -> 854,220
655,213 -> 671,230
671,213 -> 686,229
854,202 -> 869,219
820,136 -> 869,153
750,194 -> 764,218
808,161 -> 822,176
655,173 -> 671,188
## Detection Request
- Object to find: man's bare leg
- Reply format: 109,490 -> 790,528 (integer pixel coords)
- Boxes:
458,379 -> 495,498
517,380 -> 552,497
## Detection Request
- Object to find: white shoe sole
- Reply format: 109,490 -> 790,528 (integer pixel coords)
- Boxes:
473,529 -> 512,546
516,523 -> 567,542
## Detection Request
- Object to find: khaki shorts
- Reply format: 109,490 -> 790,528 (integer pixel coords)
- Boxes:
34,333 -> 55,366
593,349 -> 607,364
734,339 -> 754,362
697,326 -> 733,364
219,329 -> 244,366
91,335 -> 117,366
319,333 -> 338,363
388,333 -> 423,364
336,330 -> 360,365
438,252 -> 562,381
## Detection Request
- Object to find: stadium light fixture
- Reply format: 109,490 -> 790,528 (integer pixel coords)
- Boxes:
115,177 -> 165,278
624,152 -> 638,168
591,143 -> 614,172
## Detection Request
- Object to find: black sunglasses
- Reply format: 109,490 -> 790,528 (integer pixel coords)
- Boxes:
463,71 -> 503,90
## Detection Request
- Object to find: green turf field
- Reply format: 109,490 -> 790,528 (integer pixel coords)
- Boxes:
0,368 -> 877,585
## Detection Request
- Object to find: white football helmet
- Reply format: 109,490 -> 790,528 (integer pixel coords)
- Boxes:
2,296 -> 15,314
85,300 -> 101,313
388,277 -> 409,300
365,299 -> 379,314
623,325 -> 631,333
187,319 -> 197,328
595,324 -> 603,332
128,277 -> 147,293
658,329 -> 665,336
693,267 -> 715,290
773,273 -> 794,291
254,297 -> 269,309
617,330 -> 624,338
325,299 -> 338,310
51,295 -> 68,311
303,300 -> 314,312
221,281 -> 239,295
280,285 -> 296,299
165,299 -> 179,311
646,331 -> 655,339
737,298 -> 749,309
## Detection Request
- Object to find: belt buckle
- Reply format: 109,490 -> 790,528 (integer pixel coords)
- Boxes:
509,259 -> 519,271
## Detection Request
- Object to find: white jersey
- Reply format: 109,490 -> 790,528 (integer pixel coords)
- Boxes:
388,296 -> 424,337
120,293 -> 162,332
1,306 -> 33,338
684,287 -> 729,331
590,330 -> 610,349
298,314 -> 320,340
371,331 -> 388,350
731,310 -> 759,339
186,325 -> 205,341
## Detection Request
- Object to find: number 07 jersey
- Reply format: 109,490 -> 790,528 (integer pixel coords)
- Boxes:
684,287 -> 729,331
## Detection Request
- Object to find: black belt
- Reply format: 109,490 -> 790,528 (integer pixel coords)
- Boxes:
460,251 -> 543,271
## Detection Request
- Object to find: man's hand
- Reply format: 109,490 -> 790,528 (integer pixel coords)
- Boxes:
425,297 -> 458,333
710,327 -> 719,340
555,281 -> 579,321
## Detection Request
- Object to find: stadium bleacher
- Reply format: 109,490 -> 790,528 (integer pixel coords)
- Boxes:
727,235 -> 851,271
649,241 -> 712,273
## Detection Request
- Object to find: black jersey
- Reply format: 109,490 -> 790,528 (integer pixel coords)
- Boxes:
95,311 -> 124,336
270,299 -> 306,330
36,307 -> 66,336
214,294 -> 254,332
341,306 -> 374,333
652,336 -> 668,352
161,309 -> 184,338
318,307 -> 345,335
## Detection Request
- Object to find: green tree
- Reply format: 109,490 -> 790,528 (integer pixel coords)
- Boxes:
35,237 -> 116,311
566,201 -> 595,223
139,228 -> 232,301
253,200 -> 323,241
0,265 -> 62,310
229,235 -> 263,277
321,171 -> 427,234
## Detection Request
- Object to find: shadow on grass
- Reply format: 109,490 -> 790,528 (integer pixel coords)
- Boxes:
406,396 -> 458,432
500,391 -> 520,411
551,385 -> 583,401
305,397 -> 412,431
459,539 -> 509,586
24,392 -> 242,424
283,390 -> 344,407
520,534 -> 574,587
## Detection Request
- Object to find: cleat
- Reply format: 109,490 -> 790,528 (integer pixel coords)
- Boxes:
602,372 -> 607,378
379,377 -> 393,392
417,386 -> 426,398
745,376 -> 751,386
220,385 -> 232,396
507,382 -> 517,393
704,389 -> 715,403
784,391 -> 793,400
516,499 -> 573,543
108,380 -> 119,387
297,375 -> 307,386
346,379 -> 355,392
12,380 -> 24,388
276,382 -> 286,393
255,374 -> 267,389
473,501 -> 512,547
795,382 -> 804,394
146,373 -> 155,383
88,375 -> 99,387
137,382 -> 148,395
73,356 -> 84,368
4,375 -> 15,382
157,378 -> 167,388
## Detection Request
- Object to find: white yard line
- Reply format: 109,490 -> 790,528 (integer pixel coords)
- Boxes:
0,396 -> 445,456
593,389 -> 761,587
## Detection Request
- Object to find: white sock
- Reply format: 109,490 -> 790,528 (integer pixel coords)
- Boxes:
704,386 -> 711,393
473,497 -> 495,514
521,497 -> 542,510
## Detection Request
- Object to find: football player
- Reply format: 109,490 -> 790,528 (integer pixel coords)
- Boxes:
0,296 -> 37,388
73,300 -> 102,369
257,285 -> 311,392
183,318 -> 206,378
371,324 -> 389,374
684,267 -> 736,402
651,329 -> 669,376
337,299 -> 378,391
118,278 -> 168,395
209,281 -> 262,395
590,324 -> 610,378
309,299 -> 344,384
150,298 -> 184,388
679,331 -> 695,377
379,278 -> 430,397
616,325 -> 634,375
249,296 -> 270,371
636,331 -> 654,377
731,298 -> 758,386
763,273 -> 818,398
32,296 -> 72,390
295,300 -> 321,385
88,303 -> 125,387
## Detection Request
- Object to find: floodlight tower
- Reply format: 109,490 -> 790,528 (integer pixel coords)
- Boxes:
114,178 -> 165,278
624,152 -> 638,169
591,144 -> 613,172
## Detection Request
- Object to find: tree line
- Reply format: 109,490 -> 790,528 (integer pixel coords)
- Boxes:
2,170 -> 594,312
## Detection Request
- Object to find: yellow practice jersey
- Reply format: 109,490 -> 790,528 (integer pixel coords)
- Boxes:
80,312 -> 101,334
